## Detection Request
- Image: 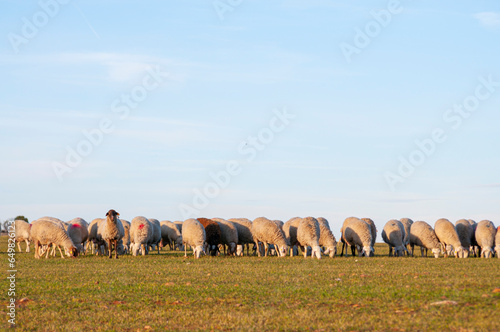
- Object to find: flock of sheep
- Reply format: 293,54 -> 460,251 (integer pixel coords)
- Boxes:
12,211 -> 500,260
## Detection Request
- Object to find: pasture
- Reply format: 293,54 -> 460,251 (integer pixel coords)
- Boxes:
1,237 -> 499,331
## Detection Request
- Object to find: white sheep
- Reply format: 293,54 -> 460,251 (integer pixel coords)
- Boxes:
212,218 -> 238,256
119,219 -> 131,254
87,218 -> 105,255
148,218 -> 162,254
283,217 -> 302,256
297,217 -> 322,259
468,220 -> 479,257
361,218 -> 378,249
173,221 -> 183,234
130,216 -> 153,256
340,217 -> 373,257
409,221 -> 440,258
455,219 -> 472,258
399,218 -> 413,254
475,220 -> 497,258
381,220 -> 405,257
30,218 -> 78,259
495,226 -> 500,259
317,217 -> 337,258
160,220 -> 183,250
182,218 -> 206,259
251,217 -> 288,257
228,218 -> 255,256
434,218 -> 466,258
97,210 -> 125,259
67,218 -> 89,254
15,219 -> 31,252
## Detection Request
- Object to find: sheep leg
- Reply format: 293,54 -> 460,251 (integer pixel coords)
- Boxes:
388,246 -> 393,257
17,242 -> 22,252
45,244 -> 52,259
350,245 -> 356,257
184,243 -> 188,258
34,240 -> 40,259
57,246 -> 65,259
340,240 -> 345,257
141,244 -> 146,256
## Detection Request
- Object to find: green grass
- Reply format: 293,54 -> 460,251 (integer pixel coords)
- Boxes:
1,237 -> 499,331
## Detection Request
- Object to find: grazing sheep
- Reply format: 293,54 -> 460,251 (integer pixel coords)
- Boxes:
399,218 -> 413,254
283,217 -> 302,256
30,218 -> 78,259
341,217 -> 373,257
87,218 -> 105,255
148,218 -> 162,254
160,220 -> 183,251
120,220 -> 131,254
434,218 -> 466,258
455,219 -> 472,258
297,217 -> 322,259
67,218 -> 89,254
15,219 -> 31,253
495,227 -> 500,259
251,217 -> 288,257
317,217 -> 337,258
197,218 -> 221,256
475,220 -> 497,258
130,216 -> 153,256
468,220 -> 479,257
361,218 -> 378,249
173,221 -> 183,234
382,220 -> 405,257
212,218 -> 238,256
409,221 -> 440,258
182,218 -> 206,259
228,218 -> 255,256
97,210 -> 125,259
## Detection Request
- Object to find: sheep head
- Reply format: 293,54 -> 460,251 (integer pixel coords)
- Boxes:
432,248 -> 440,258
105,209 -> 120,223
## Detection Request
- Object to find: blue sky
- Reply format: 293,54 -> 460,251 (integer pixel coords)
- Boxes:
1,0 -> 499,235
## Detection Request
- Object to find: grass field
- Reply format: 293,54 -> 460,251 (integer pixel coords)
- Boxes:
1,236 -> 499,331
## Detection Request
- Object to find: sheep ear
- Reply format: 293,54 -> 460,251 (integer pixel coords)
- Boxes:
117,212 -> 120,216
106,211 -> 109,216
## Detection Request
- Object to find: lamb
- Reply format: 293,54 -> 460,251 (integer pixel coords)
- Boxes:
381,220 -> 405,257
317,217 -> 337,258
399,218 -> 413,253
182,218 -> 206,259
341,217 -> 374,257
475,220 -> 497,258
495,226 -> 500,259
455,219 -> 472,258
160,220 -> 183,251
212,218 -> 238,256
434,218 -> 466,258
15,219 -> 31,252
67,218 -> 89,254
30,218 -> 78,259
283,217 -> 302,256
130,216 -> 153,256
409,221 -> 440,258
148,218 -> 162,254
251,217 -> 289,257
228,218 -> 255,256
197,218 -> 221,256
297,217 -> 322,259
97,209 -> 125,259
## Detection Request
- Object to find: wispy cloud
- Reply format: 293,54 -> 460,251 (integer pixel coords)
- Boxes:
474,12 -> 500,29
